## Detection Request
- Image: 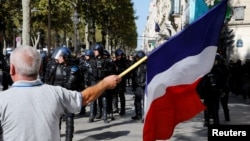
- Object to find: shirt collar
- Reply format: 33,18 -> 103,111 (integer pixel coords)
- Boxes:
12,79 -> 43,87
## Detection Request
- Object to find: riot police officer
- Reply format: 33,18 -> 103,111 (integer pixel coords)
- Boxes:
113,48 -> 128,116
88,43 -> 112,122
78,49 -> 95,115
1,53 -> 13,90
197,54 -> 228,126
44,47 -> 82,141
131,50 -> 146,120
102,49 -> 116,122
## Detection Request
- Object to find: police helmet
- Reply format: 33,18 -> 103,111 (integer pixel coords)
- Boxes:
93,43 -> 104,54
103,49 -> 110,57
136,50 -> 146,59
115,48 -> 124,56
52,47 -> 71,60
84,49 -> 94,57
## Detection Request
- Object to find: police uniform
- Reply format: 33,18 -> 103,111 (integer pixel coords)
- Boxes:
78,50 -> 95,116
88,43 -> 110,122
101,50 -> 116,122
113,49 -> 128,116
198,55 -> 229,126
44,47 -> 82,141
131,51 -> 146,120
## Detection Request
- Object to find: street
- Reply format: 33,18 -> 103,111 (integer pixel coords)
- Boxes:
60,89 -> 250,141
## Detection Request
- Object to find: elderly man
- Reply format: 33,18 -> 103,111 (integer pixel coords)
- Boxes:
0,45 -> 120,141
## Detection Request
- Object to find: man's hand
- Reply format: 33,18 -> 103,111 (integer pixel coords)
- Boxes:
102,75 -> 121,89
81,75 -> 122,106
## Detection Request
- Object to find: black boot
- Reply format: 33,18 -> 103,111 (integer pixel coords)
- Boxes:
204,109 -> 210,127
112,94 -> 119,113
119,93 -> 126,116
107,94 -> 115,121
213,111 -> 220,125
132,95 -> 142,120
102,97 -> 109,123
224,109 -> 230,121
96,97 -> 103,119
131,115 -> 142,120
65,113 -> 74,141
89,101 -> 97,122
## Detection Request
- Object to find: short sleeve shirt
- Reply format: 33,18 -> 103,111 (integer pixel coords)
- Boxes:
0,79 -> 82,141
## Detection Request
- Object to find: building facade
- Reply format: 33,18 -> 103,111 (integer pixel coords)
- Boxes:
143,0 -> 250,63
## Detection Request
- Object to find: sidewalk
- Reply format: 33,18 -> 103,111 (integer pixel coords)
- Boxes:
60,91 -> 250,141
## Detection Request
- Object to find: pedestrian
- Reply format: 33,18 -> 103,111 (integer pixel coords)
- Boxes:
0,45 -> 120,141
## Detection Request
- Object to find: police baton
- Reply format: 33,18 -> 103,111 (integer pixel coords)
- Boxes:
119,56 -> 148,78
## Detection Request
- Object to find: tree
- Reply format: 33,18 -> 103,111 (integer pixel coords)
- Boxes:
22,0 -> 31,46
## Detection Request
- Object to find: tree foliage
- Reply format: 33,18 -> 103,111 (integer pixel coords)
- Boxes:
0,0 -> 137,52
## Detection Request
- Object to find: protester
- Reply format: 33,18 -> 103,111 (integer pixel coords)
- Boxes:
0,45 -> 120,141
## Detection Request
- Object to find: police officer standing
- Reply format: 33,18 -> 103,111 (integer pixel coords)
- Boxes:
113,48 -> 128,116
88,43 -> 111,122
44,47 -> 82,141
102,49 -> 116,122
197,54 -> 229,126
1,53 -> 13,90
215,55 -> 230,121
131,50 -> 146,121
78,49 -> 95,116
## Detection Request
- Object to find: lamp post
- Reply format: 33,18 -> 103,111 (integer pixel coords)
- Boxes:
71,10 -> 80,55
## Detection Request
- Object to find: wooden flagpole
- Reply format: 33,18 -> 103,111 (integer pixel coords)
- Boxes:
119,56 -> 148,78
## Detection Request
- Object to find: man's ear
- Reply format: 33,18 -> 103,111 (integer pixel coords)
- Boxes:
9,64 -> 15,75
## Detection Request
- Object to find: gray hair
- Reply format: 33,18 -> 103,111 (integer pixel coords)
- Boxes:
10,45 -> 41,77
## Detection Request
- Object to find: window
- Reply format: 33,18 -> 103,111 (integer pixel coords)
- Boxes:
234,6 -> 245,21
171,0 -> 181,15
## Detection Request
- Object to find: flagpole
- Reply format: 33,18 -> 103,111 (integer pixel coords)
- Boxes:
119,56 -> 148,78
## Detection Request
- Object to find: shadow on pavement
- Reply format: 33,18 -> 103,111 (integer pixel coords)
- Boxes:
74,120 -> 135,134
76,131 -> 130,141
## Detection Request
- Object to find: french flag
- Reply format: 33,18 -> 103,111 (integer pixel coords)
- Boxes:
143,0 -> 228,141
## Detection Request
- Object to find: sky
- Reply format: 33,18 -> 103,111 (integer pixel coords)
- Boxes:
132,0 -> 151,49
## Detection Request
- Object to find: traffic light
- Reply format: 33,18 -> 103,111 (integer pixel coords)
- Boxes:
224,27 -> 235,48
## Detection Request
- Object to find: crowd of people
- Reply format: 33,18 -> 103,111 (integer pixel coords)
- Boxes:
1,43 -> 250,140
0,43 -> 147,141
197,54 -> 250,127
42,43 -> 148,140
0,45 -> 120,140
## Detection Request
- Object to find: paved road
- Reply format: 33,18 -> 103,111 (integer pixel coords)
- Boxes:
61,90 -> 250,141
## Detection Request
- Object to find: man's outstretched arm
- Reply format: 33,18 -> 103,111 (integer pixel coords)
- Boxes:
81,75 -> 121,105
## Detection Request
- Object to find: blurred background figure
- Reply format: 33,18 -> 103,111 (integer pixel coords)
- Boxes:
197,53 -> 230,126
